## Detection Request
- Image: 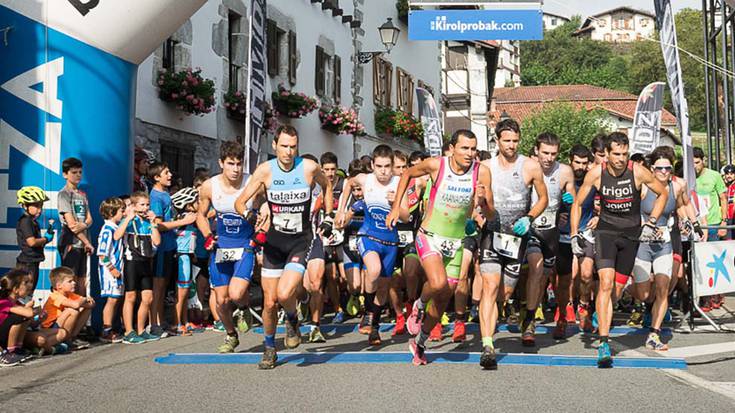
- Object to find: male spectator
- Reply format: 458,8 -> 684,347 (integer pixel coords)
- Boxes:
133,147 -> 151,193
693,147 -> 728,240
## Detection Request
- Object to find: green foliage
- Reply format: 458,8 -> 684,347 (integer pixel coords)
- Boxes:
157,68 -> 215,116
518,103 -> 612,160
374,105 -> 424,142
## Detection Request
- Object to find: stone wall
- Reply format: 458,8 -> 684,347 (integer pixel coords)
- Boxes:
134,118 -> 220,172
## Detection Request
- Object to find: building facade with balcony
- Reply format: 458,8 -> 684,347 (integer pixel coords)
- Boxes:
573,7 -> 656,43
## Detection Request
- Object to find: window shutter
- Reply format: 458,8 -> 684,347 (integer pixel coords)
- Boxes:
385,62 -> 393,107
267,20 -> 278,77
315,46 -> 325,97
373,58 -> 381,105
288,31 -> 297,85
334,55 -> 341,104
407,75 -> 414,114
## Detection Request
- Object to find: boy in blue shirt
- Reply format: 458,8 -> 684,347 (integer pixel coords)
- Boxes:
97,197 -> 126,343
170,187 -> 200,336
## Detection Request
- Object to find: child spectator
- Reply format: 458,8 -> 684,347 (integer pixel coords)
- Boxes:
15,186 -> 54,292
192,174 -> 214,329
42,266 -> 95,350
148,162 -> 196,337
1,269 -> 38,365
97,197 -> 127,343
122,191 -> 161,344
170,187 -> 200,335
57,157 -> 94,296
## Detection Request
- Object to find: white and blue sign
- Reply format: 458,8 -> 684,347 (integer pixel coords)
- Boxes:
409,9 -> 543,41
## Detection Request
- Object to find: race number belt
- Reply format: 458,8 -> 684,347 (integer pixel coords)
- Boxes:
493,232 -> 522,259
398,230 -> 414,247
419,228 -> 461,258
215,247 -> 250,263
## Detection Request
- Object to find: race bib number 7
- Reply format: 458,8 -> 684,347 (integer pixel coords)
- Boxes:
215,248 -> 244,263
272,213 -> 303,233
493,232 -> 522,259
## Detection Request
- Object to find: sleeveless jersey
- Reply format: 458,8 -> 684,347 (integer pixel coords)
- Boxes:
489,155 -> 530,233
211,174 -> 253,249
423,156 -> 479,239
598,161 -> 641,234
358,174 -> 399,243
267,157 -> 312,237
641,181 -> 676,226
532,161 -> 561,230
559,178 -> 596,236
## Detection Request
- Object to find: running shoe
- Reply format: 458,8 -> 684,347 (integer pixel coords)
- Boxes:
100,330 -> 123,344
506,302 -> 519,325
565,303 -> 576,324
308,326 -> 326,343
452,320 -> 466,343
404,301 -> 412,318
408,338 -> 427,366
257,347 -> 278,370
712,294 -> 723,309
627,310 -> 643,327
440,312 -> 450,326
236,311 -> 252,333
591,311 -> 599,330
521,319 -> 536,347
346,295 -> 360,317
212,320 -> 225,332
535,305 -> 545,322
284,320 -> 302,349
701,297 -> 712,312
217,334 -> 240,353
368,328 -> 381,346
597,341 -> 613,368
187,323 -> 205,334
53,342 -> 70,355
578,304 -> 593,333
393,313 -> 407,336
68,338 -> 90,350
358,313 -> 373,335
122,331 -> 145,345
333,311 -> 346,324
468,305 -> 479,323
645,333 -> 669,351
0,351 -> 24,367
479,346 -> 497,370
149,325 -> 166,339
429,323 -> 442,342
177,324 -> 193,336
139,331 -> 160,342
14,349 -> 34,363
552,319 -> 567,340
407,301 -> 424,336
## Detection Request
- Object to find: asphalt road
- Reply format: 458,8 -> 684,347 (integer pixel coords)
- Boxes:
2,309 -> 735,412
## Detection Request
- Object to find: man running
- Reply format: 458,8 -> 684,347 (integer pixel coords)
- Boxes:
387,130 -> 494,366
476,119 -> 547,369
525,133 -> 575,344
234,125 -> 333,370
337,145 -> 409,346
196,141 -> 258,353
571,132 -> 668,368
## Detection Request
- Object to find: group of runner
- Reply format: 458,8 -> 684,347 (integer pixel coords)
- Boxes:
196,119 -> 712,370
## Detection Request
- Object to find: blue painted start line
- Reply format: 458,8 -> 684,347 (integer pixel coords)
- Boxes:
251,323 -> 672,337
155,351 -> 686,369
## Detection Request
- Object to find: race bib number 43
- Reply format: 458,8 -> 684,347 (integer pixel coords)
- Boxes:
493,232 -> 522,259
215,248 -> 244,263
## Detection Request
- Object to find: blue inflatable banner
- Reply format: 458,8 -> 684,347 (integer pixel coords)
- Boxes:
408,9 -> 543,41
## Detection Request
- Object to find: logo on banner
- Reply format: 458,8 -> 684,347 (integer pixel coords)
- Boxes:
706,250 -> 731,288
409,9 -> 542,41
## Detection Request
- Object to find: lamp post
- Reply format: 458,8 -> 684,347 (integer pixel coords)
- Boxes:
357,18 -> 401,64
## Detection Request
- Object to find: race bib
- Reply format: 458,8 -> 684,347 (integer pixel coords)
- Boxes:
272,213 -> 303,233
348,236 -> 358,252
215,247 -> 244,263
398,230 -> 414,247
533,210 -> 556,230
432,234 -> 460,258
493,232 -> 522,259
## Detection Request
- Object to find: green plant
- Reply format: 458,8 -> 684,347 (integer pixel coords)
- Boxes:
157,68 -> 215,115
223,89 -> 247,116
374,105 -> 423,142
319,105 -> 366,135
271,84 -> 319,118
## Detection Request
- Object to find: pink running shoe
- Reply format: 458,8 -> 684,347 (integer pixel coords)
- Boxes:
407,300 -> 424,336
408,338 -> 427,366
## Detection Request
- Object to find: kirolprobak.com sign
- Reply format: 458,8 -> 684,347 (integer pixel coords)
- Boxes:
409,9 -> 542,41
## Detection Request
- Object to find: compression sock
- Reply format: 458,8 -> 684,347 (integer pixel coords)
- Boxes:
456,312 -> 467,322
264,334 -> 276,348
371,304 -> 382,327
481,336 -> 494,349
650,327 -> 661,334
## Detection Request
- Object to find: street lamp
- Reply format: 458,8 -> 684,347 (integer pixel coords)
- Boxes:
358,18 -> 400,64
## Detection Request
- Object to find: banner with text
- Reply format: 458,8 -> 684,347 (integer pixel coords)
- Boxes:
629,82 -> 666,155
416,88 -> 443,158
248,0 -> 267,173
409,9 -> 542,41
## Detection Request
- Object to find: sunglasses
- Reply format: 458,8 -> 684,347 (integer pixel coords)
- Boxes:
653,166 -> 673,172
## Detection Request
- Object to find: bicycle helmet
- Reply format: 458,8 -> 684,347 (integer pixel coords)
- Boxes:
171,187 -> 199,210
16,186 -> 50,205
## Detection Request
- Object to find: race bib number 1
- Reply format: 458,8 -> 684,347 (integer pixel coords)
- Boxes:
493,232 -> 522,259
215,248 -> 244,263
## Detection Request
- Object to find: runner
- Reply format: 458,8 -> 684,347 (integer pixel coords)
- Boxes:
196,141 -> 259,353
337,145 -> 409,346
388,151 -> 414,337
571,132 -> 668,368
477,120 -> 547,369
525,133 -> 575,344
340,160 -> 368,318
387,130 -> 494,366
234,125 -> 333,370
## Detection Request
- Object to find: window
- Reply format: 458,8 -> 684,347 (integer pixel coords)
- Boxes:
160,142 -> 195,187
267,19 -> 279,77
446,45 -> 467,70
551,18 -> 557,26
229,12 -> 243,91
604,33 -> 612,42
396,67 -> 414,114
288,31 -> 297,85
315,46 -> 326,97
640,18 -> 649,27
162,37 -> 178,71
333,55 -> 341,104
597,19 -> 606,27
372,57 -> 392,107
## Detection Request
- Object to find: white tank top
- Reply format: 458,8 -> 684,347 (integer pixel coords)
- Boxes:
211,174 -> 250,214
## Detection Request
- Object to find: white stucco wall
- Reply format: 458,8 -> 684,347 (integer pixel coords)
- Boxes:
587,11 -> 655,42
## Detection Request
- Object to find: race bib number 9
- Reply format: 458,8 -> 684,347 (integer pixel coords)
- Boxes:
493,232 -> 522,259
215,248 -> 244,263
533,211 -> 556,230
272,213 -> 303,233
398,230 -> 414,247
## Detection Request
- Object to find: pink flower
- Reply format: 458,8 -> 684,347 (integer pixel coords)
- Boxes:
281,91 -> 289,97
171,93 -> 179,99
182,81 -> 188,87
186,94 -> 194,101
191,79 -> 199,86
224,102 -> 230,108
235,91 -> 242,97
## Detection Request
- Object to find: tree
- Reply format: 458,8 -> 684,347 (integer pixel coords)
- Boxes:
518,103 -> 612,160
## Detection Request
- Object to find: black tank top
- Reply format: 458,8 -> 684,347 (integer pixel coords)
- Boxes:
598,160 -> 641,235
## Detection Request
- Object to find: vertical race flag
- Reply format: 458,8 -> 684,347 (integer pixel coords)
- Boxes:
247,0 -> 267,173
629,82 -> 666,155
416,88 -> 443,157
654,0 -> 694,191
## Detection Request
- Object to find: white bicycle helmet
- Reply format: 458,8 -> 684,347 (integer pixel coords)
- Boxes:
171,187 -> 199,210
